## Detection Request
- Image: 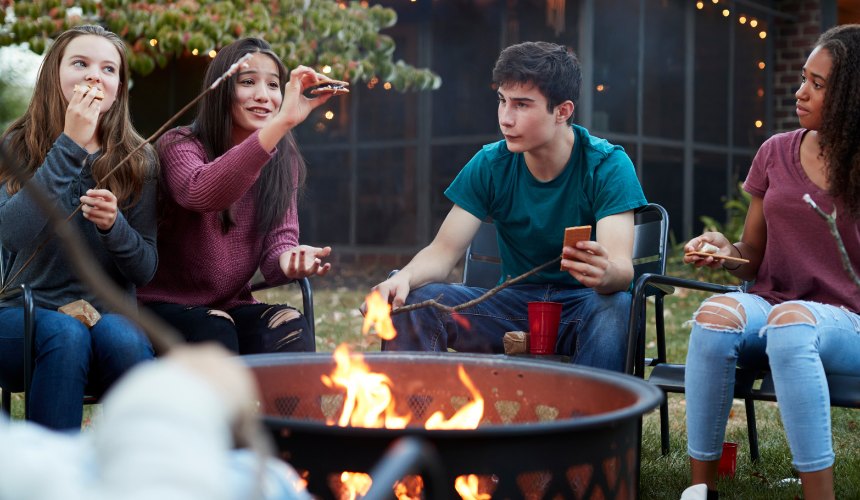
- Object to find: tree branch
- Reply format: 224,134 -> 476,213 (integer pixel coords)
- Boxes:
803,194 -> 860,292
390,255 -> 563,316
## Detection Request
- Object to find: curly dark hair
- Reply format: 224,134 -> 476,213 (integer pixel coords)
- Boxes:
816,25 -> 860,220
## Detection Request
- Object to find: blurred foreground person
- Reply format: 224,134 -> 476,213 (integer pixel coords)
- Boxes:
0,344 -> 311,500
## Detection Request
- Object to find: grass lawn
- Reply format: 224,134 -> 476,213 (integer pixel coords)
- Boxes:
4,269 -> 859,499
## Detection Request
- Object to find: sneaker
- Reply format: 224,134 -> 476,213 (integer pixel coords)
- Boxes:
680,484 -> 708,500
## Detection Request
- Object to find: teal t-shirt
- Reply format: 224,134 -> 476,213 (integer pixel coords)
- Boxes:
444,125 -> 647,288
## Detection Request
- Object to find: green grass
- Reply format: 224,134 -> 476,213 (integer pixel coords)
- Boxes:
5,273 -> 860,499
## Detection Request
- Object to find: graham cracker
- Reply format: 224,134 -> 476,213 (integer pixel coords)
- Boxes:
561,225 -> 592,270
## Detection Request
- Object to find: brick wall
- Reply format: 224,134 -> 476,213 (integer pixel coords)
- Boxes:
773,0 -> 823,133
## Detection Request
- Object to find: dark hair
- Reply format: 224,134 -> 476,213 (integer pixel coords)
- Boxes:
1,25 -> 151,208
492,41 -> 582,125
815,25 -> 860,220
167,37 -> 305,234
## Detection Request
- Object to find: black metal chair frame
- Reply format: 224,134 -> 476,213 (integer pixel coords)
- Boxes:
625,272 -> 860,462
1,242 -> 315,418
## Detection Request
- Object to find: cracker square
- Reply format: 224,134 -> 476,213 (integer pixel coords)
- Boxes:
561,225 -> 592,270
73,84 -> 104,100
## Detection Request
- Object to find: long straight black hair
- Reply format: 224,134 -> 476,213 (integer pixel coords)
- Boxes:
172,37 -> 306,234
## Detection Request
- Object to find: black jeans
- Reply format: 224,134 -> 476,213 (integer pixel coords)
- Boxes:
147,302 -> 314,354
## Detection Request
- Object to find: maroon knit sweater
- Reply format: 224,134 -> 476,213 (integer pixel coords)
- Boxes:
137,129 -> 298,310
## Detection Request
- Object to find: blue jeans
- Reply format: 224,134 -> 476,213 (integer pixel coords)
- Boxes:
383,282 -> 631,372
0,308 -> 154,430
685,293 -> 860,472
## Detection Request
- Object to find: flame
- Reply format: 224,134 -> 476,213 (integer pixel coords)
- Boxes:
362,290 -> 397,340
424,366 -> 484,430
455,475 -> 491,500
393,475 -> 424,500
451,312 -> 471,330
340,472 -> 372,500
321,344 -> 410,428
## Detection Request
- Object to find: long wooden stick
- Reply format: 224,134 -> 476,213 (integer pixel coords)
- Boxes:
803,194 -> 860,291
0,53 -> 253,295
390,255 -> 563,316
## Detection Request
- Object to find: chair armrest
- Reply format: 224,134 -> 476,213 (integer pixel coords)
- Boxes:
2,284 -> 36,415
249,278 -> 315,339
625,273 -> 744,375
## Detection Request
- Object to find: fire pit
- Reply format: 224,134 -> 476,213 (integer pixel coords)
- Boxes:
245,352 -> 662,500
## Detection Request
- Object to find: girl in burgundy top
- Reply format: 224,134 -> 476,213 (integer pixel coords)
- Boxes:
680,26 -> 860,500
138,38 -> 335,354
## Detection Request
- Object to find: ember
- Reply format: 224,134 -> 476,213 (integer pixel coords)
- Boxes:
455,475 -> 491,500
339,472 -> 371,500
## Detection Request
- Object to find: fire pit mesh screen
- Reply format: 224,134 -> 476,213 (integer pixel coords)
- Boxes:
254,357 -> 637,426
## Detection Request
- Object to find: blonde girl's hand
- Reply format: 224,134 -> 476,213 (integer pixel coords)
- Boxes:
80,189 -> 118,231
683,232 -> 733,269
279,245 -> 332,280
274,65 -> 335,129
64,86 -> 101,148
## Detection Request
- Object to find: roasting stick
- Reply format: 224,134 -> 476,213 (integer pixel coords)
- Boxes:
684,251 -> 749,264
0,53 -> 254,296
391,254 -> 563,316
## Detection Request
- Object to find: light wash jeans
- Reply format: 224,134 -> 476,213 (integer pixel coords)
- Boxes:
383,282 -> 631,372
685,292 -> 860,473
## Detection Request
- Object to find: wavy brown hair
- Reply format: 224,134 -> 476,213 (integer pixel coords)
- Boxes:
0,25 -> 151,208
167,37 -> 306,234
816,25 -> 860,220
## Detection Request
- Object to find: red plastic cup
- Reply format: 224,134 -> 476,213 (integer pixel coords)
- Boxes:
528,302 -> 563,354
718,442 -> 738,478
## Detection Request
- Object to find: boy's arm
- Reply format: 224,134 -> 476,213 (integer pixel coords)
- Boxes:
364,205 -> 482,310
562,210 -> 635,294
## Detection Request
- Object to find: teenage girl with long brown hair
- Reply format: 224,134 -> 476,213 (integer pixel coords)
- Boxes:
138,37 -> 333,354
0,25 -> 156,430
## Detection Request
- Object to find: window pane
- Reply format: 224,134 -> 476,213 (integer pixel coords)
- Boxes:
357,148 -> 418,246
431,143 -> 487,234
593,0 -> 639,134
694,151 -> 727,235
733,11 -> 768,149
732,152 -> 755,188
694,3 -> 729,144
642,146 -> 684,240
299,151 -> 351,245
643,0 -> 685,140
432,0 -> 502,137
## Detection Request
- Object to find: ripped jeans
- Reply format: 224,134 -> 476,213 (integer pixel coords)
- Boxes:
147,302 -> 314,354
685,292 -> 860,472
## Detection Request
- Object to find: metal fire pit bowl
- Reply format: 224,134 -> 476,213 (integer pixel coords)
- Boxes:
245,352 -> 662,500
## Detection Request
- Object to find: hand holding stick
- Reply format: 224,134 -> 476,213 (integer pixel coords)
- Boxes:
390,255 -> 563,316
0,54 -> 253,295
803,194 -> 860,291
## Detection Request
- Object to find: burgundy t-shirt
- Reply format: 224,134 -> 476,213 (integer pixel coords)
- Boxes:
743,129 -> 860,313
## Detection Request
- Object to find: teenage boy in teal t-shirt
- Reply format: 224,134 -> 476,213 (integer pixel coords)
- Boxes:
361,41 -> 646,372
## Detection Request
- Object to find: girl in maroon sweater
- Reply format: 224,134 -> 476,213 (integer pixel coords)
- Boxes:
138,38 -> 335,354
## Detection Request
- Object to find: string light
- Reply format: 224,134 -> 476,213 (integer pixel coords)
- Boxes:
759,31 -> 766,39
383,82 -> 391,90
711,0 -> 717,3
209,50 -> 217,58
150,38 -> 157,46
325,111 -> 334,120
338,2 -> 346,8
758,62 -> 765,69
750,19 -> 758,27
722,9 -> 729,16
323,65 -> 332,74
757,89 -> 764,97
739,15 -> 746,24
192,48 -> 199,55
755,120 -> 763,128
596,84 -> 604,91
696,1 -> 703,8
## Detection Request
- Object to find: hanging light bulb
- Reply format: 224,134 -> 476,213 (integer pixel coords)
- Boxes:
750,19 -> 758,27
696,1 -> 703,8
722,9 -> 729,16
759,31 -> 767,39
739,15 -> 746,24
